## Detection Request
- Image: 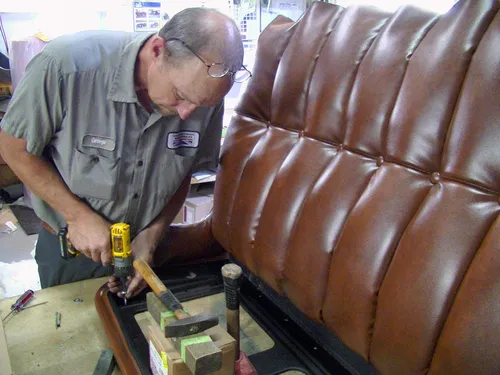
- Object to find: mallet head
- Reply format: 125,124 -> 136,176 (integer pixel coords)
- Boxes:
164,314 -> 219,337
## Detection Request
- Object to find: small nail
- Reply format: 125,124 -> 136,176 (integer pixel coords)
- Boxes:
55,312 -> 61,328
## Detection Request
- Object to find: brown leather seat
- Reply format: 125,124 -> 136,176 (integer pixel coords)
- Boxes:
158,1 -> 500,374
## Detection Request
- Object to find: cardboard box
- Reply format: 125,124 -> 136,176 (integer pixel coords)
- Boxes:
172,207 -> 184,224
171,195 -> 213,224
146,319 -> 236,375
182,194 -> 214,224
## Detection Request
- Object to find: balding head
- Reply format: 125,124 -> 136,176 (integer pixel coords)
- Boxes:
138,8 -> 244,119
158,8 -> 244,72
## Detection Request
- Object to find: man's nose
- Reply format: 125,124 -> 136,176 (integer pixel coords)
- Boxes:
176,102 -> 197,120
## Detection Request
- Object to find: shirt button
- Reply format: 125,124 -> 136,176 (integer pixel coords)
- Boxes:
133,193 -> 139,199
137,160 -> 144,167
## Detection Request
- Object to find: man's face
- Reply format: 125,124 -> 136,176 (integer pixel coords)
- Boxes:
146,53 -> 231,120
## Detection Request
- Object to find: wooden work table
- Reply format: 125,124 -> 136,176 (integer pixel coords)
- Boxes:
0,277 -> 120,375
0,277 -> 275,375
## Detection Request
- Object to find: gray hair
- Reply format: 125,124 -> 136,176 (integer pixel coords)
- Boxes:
159,8 -> 244,72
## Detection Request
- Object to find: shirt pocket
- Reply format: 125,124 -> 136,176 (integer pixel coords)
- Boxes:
70,149 -> 121,201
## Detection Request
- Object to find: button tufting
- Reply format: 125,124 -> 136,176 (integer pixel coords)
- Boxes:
376,156 -> 384,166
430,172 -> 441,184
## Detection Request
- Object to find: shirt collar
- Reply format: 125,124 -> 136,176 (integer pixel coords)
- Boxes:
107,32 -> 155,103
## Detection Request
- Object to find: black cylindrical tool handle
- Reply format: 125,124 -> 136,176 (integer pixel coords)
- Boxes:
222,263 -> 243,359
224,277 -> 240,310
222,264 -> 243,309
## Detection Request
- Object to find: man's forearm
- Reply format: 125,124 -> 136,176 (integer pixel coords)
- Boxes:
0,133 -> 90,224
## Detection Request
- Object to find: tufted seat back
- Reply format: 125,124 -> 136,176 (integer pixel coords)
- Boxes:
211,1 -> 500,374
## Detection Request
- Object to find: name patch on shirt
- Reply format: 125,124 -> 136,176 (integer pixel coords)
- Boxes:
83,135 -> 116,151
167,131 -> 200,149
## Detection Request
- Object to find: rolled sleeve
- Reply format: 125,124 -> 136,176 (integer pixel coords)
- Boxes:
192,100 -> 224,172
1,52 -> 63,156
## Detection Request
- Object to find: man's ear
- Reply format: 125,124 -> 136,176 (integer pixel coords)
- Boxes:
150,36 -> 166,58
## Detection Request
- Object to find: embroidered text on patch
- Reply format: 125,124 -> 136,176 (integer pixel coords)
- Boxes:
167,131 -> 200,149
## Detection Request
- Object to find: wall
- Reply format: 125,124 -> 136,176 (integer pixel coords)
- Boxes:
0,0 -> 232,57
0,0 -> 133,56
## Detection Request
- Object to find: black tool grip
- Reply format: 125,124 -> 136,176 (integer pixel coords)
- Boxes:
222,263 -> 242,311
159,290 -> 183,312
223,276 -> 240,311
58,228 -> 79,260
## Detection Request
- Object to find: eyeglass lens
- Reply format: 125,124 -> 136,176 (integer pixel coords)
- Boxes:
208,64 -> 229,78
233,69 -> 251,83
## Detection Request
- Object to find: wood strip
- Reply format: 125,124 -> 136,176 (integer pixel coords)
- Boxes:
94,284 -> 142,375
1,321 -> 13,375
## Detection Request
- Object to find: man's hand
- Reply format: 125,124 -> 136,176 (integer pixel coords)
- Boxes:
107,228 -> 156,298
107,173 -> 191,298
67,212 -> 112,265
125,229 -> 155,297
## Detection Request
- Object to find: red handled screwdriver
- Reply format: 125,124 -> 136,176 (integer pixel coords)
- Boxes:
2,289 -> 35,322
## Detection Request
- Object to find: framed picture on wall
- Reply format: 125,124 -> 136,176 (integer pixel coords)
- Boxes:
133,1 -> 163,32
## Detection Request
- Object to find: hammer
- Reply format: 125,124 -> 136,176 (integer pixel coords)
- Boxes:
133,259 -> 222,374
221,263 -> 256,374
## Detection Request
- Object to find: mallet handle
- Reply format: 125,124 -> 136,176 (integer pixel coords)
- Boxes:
133,259 -> 187,319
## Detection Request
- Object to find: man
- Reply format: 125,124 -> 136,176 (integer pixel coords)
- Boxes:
0,8 -> 248,298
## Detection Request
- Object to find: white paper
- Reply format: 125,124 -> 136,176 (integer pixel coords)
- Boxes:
149,340 -> 168,375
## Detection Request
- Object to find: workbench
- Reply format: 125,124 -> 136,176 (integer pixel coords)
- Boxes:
1,263 -> 321,375
0,277 -> 120,375
0,274 -> 276,375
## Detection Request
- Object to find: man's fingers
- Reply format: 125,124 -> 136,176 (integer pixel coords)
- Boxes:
107,276 -> 126,296
90,250 -> 101,263
108,275 -> 117,283
84,247 -> 111,264
108,285 -> 121,294
108,280 -> 121,289
125,276 -> 141,298
126,275 -> 147,298
101,250 -> 112,266
66,219 -> 112,265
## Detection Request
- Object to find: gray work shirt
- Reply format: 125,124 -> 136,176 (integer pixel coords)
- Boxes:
1,31 -> 223,236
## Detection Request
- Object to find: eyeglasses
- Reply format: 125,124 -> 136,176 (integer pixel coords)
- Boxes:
165,38 -> 252,83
